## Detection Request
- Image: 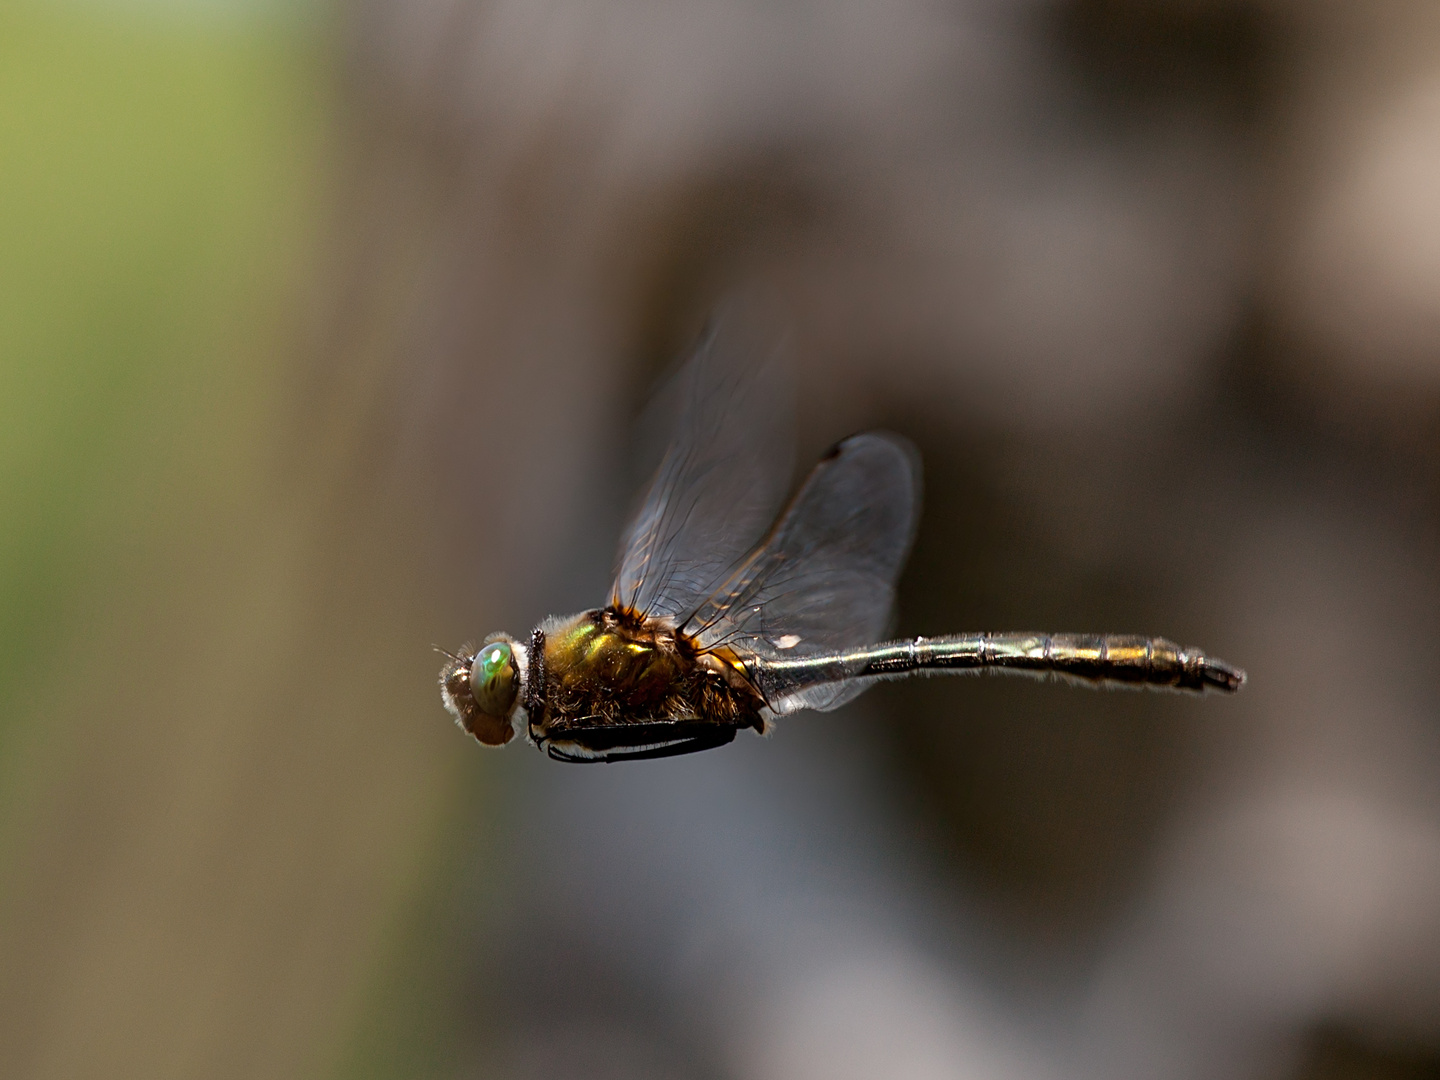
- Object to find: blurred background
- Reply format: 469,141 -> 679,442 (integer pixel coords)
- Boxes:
4,0 -> 1440,1077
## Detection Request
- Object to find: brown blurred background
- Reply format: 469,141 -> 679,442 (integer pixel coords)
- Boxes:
4,0 -> 1440,1077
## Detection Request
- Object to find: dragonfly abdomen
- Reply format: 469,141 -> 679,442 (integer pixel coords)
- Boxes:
757,631 -> 1244,699
919,632 -> 1242,692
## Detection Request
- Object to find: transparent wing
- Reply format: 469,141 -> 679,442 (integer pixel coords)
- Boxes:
611,301 -> 795,621
683,432 -> 921,712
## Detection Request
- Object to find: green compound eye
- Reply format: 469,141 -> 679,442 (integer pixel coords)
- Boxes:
470,641 -> 518,717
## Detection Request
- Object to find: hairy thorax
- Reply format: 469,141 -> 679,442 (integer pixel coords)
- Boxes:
534,608 -> 765,738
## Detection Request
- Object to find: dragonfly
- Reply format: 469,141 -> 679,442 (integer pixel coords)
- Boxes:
440,309 -> 1244,763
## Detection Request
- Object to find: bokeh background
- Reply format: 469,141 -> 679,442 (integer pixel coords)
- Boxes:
4,0 -> 1440,1077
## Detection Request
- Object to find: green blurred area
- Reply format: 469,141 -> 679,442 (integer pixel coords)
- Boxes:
0,2 -> 325,769
0,13 -> 494,1077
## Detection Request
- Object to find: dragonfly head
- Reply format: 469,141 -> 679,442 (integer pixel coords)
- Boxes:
438,634 -> 525,746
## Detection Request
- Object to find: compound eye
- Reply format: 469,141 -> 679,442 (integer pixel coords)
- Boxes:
470,640 -> 518,717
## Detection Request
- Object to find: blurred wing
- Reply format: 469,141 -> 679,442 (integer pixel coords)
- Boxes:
684,432 -> 921,712
611,302 -> 795,622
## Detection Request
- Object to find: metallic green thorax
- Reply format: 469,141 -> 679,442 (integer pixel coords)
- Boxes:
530,608 -> 765,743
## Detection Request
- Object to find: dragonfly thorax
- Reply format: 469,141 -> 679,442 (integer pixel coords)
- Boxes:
525,608 -> 767,761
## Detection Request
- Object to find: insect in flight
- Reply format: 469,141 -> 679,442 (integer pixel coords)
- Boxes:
440,307 -> 1245,762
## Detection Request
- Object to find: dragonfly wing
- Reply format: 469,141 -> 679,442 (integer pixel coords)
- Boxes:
684,431 -> 922,713
611,302 -> 795,622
